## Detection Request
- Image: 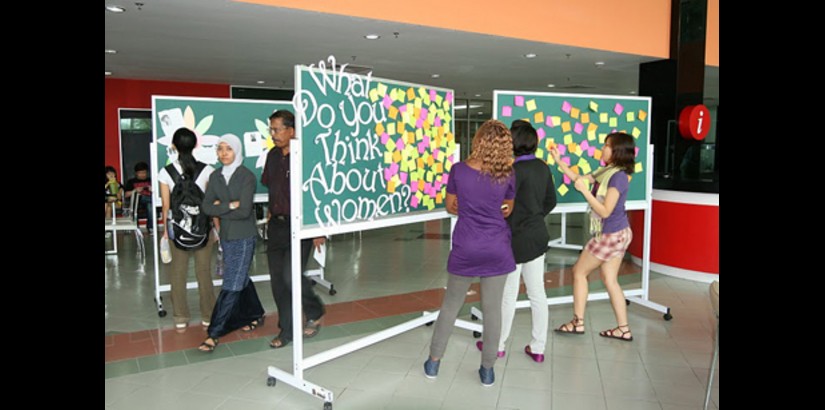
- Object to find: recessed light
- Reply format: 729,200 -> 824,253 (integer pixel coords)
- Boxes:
431,74 -> 440,78
629,91 -> 637,94
524,53 -> 537,59
474,94 -> 482,97
257,80 -> 265,84
105,49 -> 117,54
364,34 -> 380,40
477,112 -> 484,115
547,84 -> 555,88
105,71 -> 112,76
595,61 -> 605,66
106,5 -> 125,13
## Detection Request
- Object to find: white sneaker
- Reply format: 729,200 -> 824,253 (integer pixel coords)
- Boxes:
201,321 -> 210,327
175,322 -> 188,329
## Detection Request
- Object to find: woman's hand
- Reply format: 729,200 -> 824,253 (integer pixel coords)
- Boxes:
549,146 -> 561,163
574,177 -> 590,193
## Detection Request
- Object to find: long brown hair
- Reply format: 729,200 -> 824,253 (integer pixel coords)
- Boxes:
469,119 -> 513,183
605,132 -> 636,174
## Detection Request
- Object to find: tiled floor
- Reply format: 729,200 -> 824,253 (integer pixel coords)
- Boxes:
105,215 -> 719,409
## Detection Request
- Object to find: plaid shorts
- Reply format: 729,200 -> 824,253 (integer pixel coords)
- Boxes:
585,227 -> 632,262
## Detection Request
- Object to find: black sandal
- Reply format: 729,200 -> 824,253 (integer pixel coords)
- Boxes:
599,325 -> 633,341
242,318 -> 263,332
303,320 -> 321,338
269,336 -> 291,349
198,337 -> 219,352
554,315 -> 585,335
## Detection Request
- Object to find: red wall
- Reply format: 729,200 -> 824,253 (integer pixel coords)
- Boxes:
104,78 -> 229,178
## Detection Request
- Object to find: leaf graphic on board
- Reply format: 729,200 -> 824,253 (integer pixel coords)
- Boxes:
195,115 -> 214,136
256,148 -> 269,169
183,106 -> 196,130
255,119 -> 275,150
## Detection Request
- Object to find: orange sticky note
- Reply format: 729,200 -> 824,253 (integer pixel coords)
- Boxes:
375,123 -> 385,135
534,112 -> 544,124
407,132 -> 416,144
594,149 -> 603,160
628,175 -> 633,183
435,163 -> 443,174
407,87 -> 416,101
581,113 -> 590,124
437,126 -> 445,139
414,107 -> 421,119
393,150 -> 401,163
562,122 -> 572,133
397,121 -> 405,133
570,165 -> 580,175
638,110 -> 647,121
423,121 -> 431,131
427,155 -> 434,166
435,193 -> 443,204
568,143 -> 578,153
417,158 -> 425,169
388,105 -> 399,120
387,180 -> 396,193
570,107 -> 580,119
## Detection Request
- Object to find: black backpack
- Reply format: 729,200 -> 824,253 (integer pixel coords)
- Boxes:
166,162 -> 210,250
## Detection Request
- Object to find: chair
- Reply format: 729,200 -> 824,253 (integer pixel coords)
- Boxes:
105,190 -> 145,260
704,280 -> 719,410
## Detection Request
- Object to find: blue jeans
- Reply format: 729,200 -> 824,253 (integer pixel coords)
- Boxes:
138,195 -> 154,230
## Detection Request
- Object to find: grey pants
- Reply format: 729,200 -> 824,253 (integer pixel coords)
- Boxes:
429,273 -> 508,368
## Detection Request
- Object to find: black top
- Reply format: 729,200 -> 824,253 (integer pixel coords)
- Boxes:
507,158 -> 557,263
124,177 -> 152,197
261,148 -> 290,216
201,167 -> 258,241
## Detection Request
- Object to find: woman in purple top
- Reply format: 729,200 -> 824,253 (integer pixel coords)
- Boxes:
549,132 -> 636,341
424,120 -> 515,387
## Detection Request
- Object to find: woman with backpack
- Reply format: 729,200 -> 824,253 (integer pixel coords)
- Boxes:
197,134 -> 265,352
158,128 -> 217,331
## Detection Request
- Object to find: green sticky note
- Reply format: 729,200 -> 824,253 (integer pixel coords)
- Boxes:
632,127 -> 641,138
385,138 -> 396,152
600,113 -> 608,123
564,134 -> 573,145
626,112 -> 635,122
384,152 -> 393,164
635,162 -> 643,173
526,99 -> 537,112
558,184 -> 569,196
589,101 -> 598,112
435,94 -> 444,106
609,117 -> 618,127
426,171 -> 434,182
578,158 -> 591,174
599,133 -> 607,144
369,88 -> 379,103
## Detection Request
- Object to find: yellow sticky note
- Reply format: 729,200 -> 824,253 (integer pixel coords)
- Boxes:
407,159 -> 416,170
632,127 -> 642,138
414,98 -> 422,110
387,122 -> 396,136
375,123 -> 385,136
578,158 -> 591,174
435,94 -> 443,106
587,129 -> 596,141
384,152 -> 393,164
526,99 -> 537,112
635,162 -> 643,173
562,122 -> 572,133
393,150 -> 402,163
626,112 -> 635,122
600,113 -> 608,123
535,148 -> 544,159
574,145 -> 583,156
581,113 -> 590,124
589,101 -> 599,112
407,87 -> 415,101
570,107 -> 580,119
534,111 -> 544,124
387,180 -> 396,193
388,105 -> 399,120
369,88 -> 379,103
443,100 -> 450,111
426,171 -> 434,182
416,128 -> 423,140
551,116 -> 561,127
418,87 -> 430,104
558,184 -> 569,196
638,110 -> 647,121
385,138 -> 396,152
377,83 -> 388,96
397,89 -> 406,103
564,134 -> 573,145
594,149 -> 602,160
609,117 -> 618,127
546,138 -> 556,149
599,133 -> 607,144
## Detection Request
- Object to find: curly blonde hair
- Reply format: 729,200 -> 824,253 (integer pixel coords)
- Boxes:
469,119 -> 513,183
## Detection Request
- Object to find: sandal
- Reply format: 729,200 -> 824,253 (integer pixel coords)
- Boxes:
599,325 -> 634,342
304,319 -> 321,338
198,337 -> 219,352
269,336 -> 291,349
242,318 -> 262,332
554,315 -> 585,335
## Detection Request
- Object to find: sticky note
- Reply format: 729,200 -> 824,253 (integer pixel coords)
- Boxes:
635,162 -> 643,173
571,107 -> 580,119
534,112 -> 544,124
599,133 -> 607,144
589,101 -> 598,112
441,173 -> 449,185
564,134 -> 573,145
626,112 -> 635,122
545,116 -> 555,127
561,156 -> 571,166
435,193 -> 443,204
417,158 -> 425,169
588,147 -> 596,157
587,129 -> 596,141
383,152 -> 392,164
389,162 -> 399,175
382,94 -> 392,110
385,123 -> 396,136
557,145 -> 566,155
387,105 -> 399,120
562,101 -> 572,114
574,122 -> 584,134
638,110 -> 647,121
515,95 -> 525,107
581,113 -> 590,124
393,150 -> 402,163
635,147 -> 640,157
632,127 -> 642,138
580,140 -> 590,151
375,123 -> 385,136
578,158 -> 591,174
369,88 -> 379,103
446,91 -> 453,103
399,172 -> 408,184
600,113 -> 608,123
387,180 -> 396,193
609,117 -> 618,127
376,83 -> 387,97
410,195 -> 419,208
562,122 -> 572,133
380,132 -> 390,144
558,184 -> 569,196
405,87 -> 414,101
535,148 -> 544,159
435,163 -> 443,174
526,99 -> 537,112
613,103 -> 624,115
563,175 -> 571,185
385,138 -> 396,152
435,94 -> 443,106
396,137 -> 405,151
383,167 -> 392,181
502,106 -> 513,117
594,149 -> 602,160
570,165 -> 579,174
429,89 -> 437,102
537,128 -> 546,140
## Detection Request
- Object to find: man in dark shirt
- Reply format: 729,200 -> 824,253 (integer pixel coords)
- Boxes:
123,162 -> 154,234
262,109 -> 326,349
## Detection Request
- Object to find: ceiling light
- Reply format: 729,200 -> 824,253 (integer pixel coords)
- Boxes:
431,74 -> 440,78
105,49 -> 117,54
257,80 -> 265,84
454,104 -> 483,110
595,61 -> 605,67
477,112 -> 484,115
474,94 -> 481,97
106,5 -> 125,13
547,84 -> 555,88
364,34 -> 380,40
629,91 -> 637,94
105,71 -> 112,76
524,53 -> 537,59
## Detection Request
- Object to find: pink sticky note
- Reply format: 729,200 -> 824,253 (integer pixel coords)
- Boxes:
537,128 -> 546,140
429,89 -> 437,102
380,133 -> 390,144
423,135 -> 431,145
612,129 -> 618,133
396,137 -> 405,150
446,92 -> 453,103
389,162 -> 399,175
588,147 -> 596,157
434,117 -> 442,127
420,108 -> 429,119
600,160 -> 606,166
580,140 -> 590,151
424,182 -> 432,192
418,142 -> 427,154
382,94 -> 392,109
441,173 -> 449,185
545,116 -> 555,127
410,195 -> 419,208
399,104 -> 407,113
557,145 -> 567,155
434,180 -> 442,190
563,175 -> 571,185
635,147 -> 640,157
562,101 -> 572,114
383,168 -> 392,181
613,103 -> 624,115
502,106 -> 513,117
416,118 -> 424,129
400,172 -> 408,184
515,96 -> 525,107
574,122 -> 584,134
411,180 -> 419,191
562,157 -> 571,165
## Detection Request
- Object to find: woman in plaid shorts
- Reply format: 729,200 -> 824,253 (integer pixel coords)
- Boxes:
549,132 -> 636,341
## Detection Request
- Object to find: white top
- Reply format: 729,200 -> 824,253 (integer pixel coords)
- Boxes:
157,161 -> 214,193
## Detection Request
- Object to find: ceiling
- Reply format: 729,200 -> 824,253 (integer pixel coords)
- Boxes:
105,0 -> 718,111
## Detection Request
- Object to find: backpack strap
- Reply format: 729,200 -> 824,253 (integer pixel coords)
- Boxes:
165,164 -> 183,185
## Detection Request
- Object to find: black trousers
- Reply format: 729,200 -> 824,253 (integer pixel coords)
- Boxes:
266,219 -> 325,341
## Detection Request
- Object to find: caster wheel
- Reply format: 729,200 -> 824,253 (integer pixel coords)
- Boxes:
425,321 -> 434,326
470,314 -> 478,321
626,299 -> 631,306
329,287 -> 337,296
266,377 -> 276,387
324,402 -> 332,410
311,280 -> 317,286
158,310 -> 167,318
473,331 -> 481,338
663,312 -> 673,321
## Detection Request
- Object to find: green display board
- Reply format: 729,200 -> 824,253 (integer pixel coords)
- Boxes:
295,64 -> 456,228
152,96 -> 292,199
494,91 -> 651,204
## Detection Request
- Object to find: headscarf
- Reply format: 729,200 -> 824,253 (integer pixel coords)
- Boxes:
218,134 -> 243,184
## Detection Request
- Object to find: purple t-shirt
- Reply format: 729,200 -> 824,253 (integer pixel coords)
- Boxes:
591,170 -> 629,234
446,162 -> 516,277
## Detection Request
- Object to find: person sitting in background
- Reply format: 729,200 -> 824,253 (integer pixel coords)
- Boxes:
105,165 -> 123,219
124,162 -> 155,234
